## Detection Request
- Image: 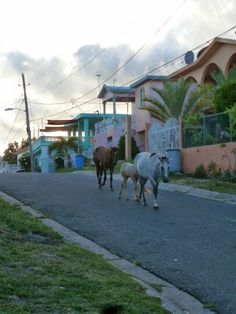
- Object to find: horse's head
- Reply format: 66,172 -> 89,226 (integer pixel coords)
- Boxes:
110,147 -> 119,166
159,156 -> 169,183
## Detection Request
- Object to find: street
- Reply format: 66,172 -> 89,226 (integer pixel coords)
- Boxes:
0,172 -> 235,314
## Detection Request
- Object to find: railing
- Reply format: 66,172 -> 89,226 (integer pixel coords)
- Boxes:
182,112 -> 235,148
95,117 -> 125,134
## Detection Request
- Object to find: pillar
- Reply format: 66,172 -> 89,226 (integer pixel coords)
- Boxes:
84,118 -> 89,149
125,115 -> 131,160
112,96 -> 116,117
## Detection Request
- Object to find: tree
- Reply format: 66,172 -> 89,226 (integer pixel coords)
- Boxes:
19,152 -> 31,171
213,80 -> 236,113
211,64 -> 236,86
2,141 -> 19,164
143,78 -> 201,122
48,137 -> 78,168
118,135 -> 139,160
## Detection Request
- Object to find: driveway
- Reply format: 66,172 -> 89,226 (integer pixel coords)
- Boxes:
0,172 -> 235,314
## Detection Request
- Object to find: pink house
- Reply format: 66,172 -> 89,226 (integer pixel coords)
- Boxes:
97,37 -> 236,173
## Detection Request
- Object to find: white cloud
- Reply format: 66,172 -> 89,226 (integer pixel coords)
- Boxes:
0,0 -> 236,154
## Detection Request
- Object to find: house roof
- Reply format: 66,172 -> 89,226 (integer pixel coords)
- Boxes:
98,84 -> 135,99
170,37 -> 236,79
130,75 -> 168,88
47,119 -> 78,125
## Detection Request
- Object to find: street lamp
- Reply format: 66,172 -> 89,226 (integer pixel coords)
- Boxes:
4,106 -> 34,172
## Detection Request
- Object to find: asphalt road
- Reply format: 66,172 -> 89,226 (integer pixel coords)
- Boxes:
0,172 -> 235,314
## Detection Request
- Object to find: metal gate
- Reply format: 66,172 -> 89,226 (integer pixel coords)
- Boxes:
148,119 -> 179,154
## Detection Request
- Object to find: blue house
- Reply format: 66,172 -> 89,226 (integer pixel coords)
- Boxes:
32,112 -> 126,172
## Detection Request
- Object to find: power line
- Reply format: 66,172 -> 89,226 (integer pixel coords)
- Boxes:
28,0 -> 189,107
35,48 -> 106,94
2,99 -> 24,145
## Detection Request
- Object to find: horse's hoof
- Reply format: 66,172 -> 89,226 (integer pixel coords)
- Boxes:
153,205 -> 159,210
126,198 -> 129,201
136,199 -> 141,203
143,203 -> 147,207
111,188 -> 114,191
118,196 -> 121,199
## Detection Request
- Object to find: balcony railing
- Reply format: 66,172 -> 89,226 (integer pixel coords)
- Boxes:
95,116 -> 125,134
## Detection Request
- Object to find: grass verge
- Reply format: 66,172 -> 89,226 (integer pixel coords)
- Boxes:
169,173 -> 236,194
0,199 -> 169,314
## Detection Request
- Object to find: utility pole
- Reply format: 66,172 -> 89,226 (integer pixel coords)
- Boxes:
22,73 -> 34,172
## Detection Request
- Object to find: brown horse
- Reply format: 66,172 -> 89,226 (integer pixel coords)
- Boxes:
93,146 -> 119,191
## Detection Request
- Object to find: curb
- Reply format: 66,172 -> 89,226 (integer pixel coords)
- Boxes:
0,190 -> 215,314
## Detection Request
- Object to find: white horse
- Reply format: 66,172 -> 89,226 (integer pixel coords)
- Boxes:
118,162 -> 139,201
134,152 -> 169,209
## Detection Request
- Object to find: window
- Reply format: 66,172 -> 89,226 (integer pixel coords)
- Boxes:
139,87 -> 145,108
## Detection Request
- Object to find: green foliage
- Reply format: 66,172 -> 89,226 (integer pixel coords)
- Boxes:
193,164 -> 207,178
0,200 -> 169,314
211,64 -> 236,86
48,136 -> 78,157
143,78 -> 198,122
213,81 -> 236,112
117,135 -> 140,160
207,161 -> 220,178
48,137 -> 78,168
184,113 -> 201,126
227,104 -> 236,139
2,141 -> 19,164
19,152 -> 31,171
118,135 -> 125,159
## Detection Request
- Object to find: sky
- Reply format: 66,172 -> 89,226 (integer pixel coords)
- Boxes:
0,0 -> 236,155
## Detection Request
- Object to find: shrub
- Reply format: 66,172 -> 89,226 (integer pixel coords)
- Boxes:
118,136 -> 139,160
213,81 -> 236,112
19,153 -> 31,172
207,161 -> 219,178
193,164 -> 207,178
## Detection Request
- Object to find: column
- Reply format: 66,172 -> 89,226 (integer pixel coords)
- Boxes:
84,118 -> 89,149
112,96 -> 116,117
125,115 -> 131,160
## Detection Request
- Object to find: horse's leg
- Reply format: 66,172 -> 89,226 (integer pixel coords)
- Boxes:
132,177 -> 138,201
95,163 -> 102,188
138,177 -> 147,206
151,181 -> 159,209
119,177 -> 128,199
102,168 -> 107,186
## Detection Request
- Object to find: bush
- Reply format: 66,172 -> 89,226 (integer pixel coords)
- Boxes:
118,136 -> 139,160
193,164 -> 207,178
19,153 -> 31,172
207,161 -> 220,178
213,81 -> 236,112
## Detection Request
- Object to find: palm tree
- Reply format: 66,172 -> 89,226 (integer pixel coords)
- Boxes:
48,136 -> 78,168
143,78 -> 201,123
211,64 -> 236,86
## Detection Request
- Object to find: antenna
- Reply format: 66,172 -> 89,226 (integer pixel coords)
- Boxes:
184,51 -> 194,64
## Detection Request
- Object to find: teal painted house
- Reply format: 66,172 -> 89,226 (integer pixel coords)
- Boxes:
32,112 -> 126,173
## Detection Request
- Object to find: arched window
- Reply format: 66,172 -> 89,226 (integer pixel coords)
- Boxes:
201,63 -> 220,84
225,53 -> 236,75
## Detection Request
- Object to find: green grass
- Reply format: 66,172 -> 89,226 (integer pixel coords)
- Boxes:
0,199 -> 169,314
169,173 -> 236,194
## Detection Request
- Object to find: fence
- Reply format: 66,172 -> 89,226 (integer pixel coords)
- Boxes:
182,112 -> 235,148
148,119 -> 179,154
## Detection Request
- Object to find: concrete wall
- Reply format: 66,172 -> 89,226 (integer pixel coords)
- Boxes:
181,142 -> 236,173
